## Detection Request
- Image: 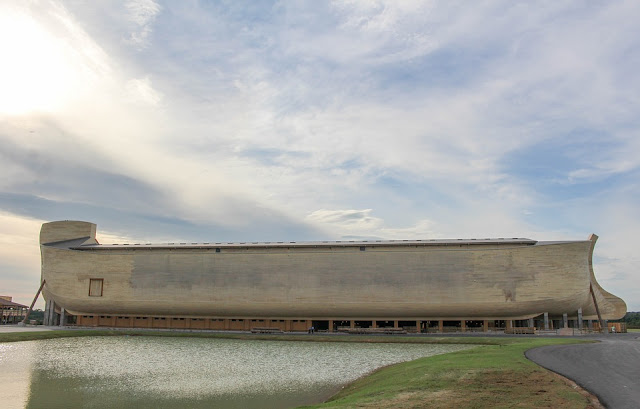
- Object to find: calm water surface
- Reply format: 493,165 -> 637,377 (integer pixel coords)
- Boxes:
0,336 -> 473,409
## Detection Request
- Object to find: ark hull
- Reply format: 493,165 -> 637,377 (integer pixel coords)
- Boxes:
39,221 -> 626,328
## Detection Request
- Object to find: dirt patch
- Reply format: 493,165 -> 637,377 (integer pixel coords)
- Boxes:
327,368 -> 602,409
354,389 -> 459,409
450,369 -> 603,409
354,369 -> 603,409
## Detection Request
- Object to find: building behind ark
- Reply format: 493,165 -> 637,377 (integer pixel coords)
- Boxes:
38,221 -> 626,333
1,296 -> 28,325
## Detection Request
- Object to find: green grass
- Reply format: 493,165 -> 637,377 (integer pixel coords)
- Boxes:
627,328 -> 640,333
0,329 -> 125,343
301,338 -> 597,409
0,330 -> 598,408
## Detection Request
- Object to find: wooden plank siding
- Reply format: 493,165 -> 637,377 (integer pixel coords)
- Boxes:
40,221 -> 627,327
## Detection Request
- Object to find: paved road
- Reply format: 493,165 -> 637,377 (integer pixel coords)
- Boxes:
526,333 -> 640,409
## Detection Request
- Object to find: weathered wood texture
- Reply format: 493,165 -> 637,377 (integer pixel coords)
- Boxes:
40,221 -> 626,321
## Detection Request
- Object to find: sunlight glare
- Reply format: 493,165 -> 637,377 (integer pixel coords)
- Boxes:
0,8 -> 77,114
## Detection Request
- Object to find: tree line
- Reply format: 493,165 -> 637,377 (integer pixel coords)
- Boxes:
612,311 -> 640,328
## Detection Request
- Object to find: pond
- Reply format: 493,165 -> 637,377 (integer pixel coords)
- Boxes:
0,336 -> 473,409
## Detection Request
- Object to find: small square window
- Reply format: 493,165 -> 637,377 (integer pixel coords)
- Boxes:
89,279 -> 103,297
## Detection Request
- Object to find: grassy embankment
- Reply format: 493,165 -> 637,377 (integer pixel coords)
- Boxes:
1,330 -> 599,408
303,337 -> 599,409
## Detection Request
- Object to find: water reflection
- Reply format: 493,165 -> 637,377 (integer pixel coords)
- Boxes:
0,337 -> 473,409
0,343 -> 34,408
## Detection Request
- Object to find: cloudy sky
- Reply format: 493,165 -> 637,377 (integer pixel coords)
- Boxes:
0,0 -> 638,311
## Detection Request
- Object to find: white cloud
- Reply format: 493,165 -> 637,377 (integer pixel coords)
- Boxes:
0,212 -> 45,307
125,76 -> 163,106
125,0 -> 161,48
1,1 -> 639,310
330,0 -> 438,63
0,1 -> 111,114
379,219 -> 438,239
306,208 -> 441,240
566,134 -> 640,183
0,212 -> 42,274
306,209 -> 440,241
306,209 -> 384,238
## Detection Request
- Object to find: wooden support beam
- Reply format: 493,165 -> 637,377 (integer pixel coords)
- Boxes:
22,280 -> 46,325
590,283 -> 607,333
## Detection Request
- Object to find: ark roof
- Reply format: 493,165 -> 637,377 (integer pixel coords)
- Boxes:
70,237 -> 543,250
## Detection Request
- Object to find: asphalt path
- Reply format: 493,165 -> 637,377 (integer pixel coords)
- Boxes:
526,333 -> 640,409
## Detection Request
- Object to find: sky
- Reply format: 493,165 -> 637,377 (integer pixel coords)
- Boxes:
0,0 -> 638,311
